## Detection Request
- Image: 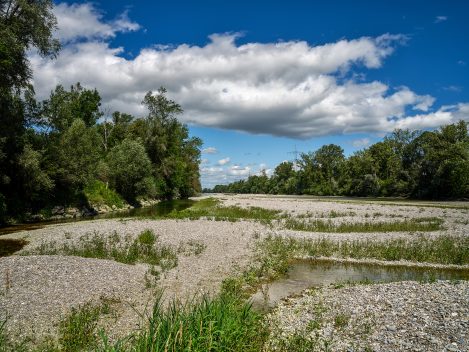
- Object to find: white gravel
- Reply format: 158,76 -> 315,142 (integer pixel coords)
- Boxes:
0,194 -> 468,348
266,280 -> 469,352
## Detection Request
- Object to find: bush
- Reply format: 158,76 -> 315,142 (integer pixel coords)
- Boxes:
84,180 -> 125,208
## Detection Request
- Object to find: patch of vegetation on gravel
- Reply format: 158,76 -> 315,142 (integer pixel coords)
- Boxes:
284,216 -> 444,233
261,234 -> 469,265
22,229 -> 179,270
161,197 -> 284,224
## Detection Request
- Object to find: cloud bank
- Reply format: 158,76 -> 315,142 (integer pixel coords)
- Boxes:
31,2 -> 469,140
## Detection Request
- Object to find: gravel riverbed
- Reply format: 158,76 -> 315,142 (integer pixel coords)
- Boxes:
266,280 -> 469,352
0,194 -> 468,349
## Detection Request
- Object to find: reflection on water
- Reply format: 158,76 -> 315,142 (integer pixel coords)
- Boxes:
251,259 -> 469,311
0,199 -> 195,236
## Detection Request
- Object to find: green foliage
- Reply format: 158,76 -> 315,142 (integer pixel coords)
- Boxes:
54,119 -> 102,193
58,302 -> 107,352
284,217 -> 444,233
261,234 -> 469,265
162,197 -> 283,224
43,83 -> 102,132
0,0 -> 60,91
101,292 -> 267,352
106,139 -> 154,202
209,121 -> 469,200
24,230 -> 178,269
83,180 -> 124,209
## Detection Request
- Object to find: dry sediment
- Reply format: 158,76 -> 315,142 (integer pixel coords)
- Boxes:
266,280 -> 469,352
0,194 -> 468,349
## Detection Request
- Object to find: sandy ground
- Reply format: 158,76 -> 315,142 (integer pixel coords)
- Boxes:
0,194 -> 468,345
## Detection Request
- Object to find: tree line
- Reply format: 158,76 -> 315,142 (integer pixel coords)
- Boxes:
207,121 -> 469,199
0,1 -> 201,223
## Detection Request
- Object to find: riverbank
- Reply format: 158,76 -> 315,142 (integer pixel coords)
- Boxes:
0,194 -> 468,350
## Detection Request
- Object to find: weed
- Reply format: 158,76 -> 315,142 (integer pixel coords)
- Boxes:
260,233 -> 469,265
178,240 -> 206,256
284,217 -> 444,233
100,292 -> 267,352
137,229 -> 157,246
157,197 -> 283,224
334,313 -> 350,328
23,229 -> 178,269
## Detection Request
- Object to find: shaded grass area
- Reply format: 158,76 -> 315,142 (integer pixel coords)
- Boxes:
284,217 -> 444,233
160,198 -> 284,224
22,229 -> 178,270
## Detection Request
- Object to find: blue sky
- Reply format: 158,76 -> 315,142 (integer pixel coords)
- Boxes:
31,1 -> 469,187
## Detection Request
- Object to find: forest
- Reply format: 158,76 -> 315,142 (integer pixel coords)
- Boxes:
0,1 -> 201,224
208,120 -> 469,199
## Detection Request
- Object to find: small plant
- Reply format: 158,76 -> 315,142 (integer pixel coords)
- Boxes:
23,230 -> 178,269
334,313 -> 350,328
137,229 -> 157,246
100,292 -> 267,352
284,217 -> 444,233
58,300 -> 111,352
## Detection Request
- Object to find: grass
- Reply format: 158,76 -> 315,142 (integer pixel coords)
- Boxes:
284,217 -> 444,233
101,291 -> 267,352
84,180 -> 125,209
58,299 -> 113,352
22,229 -> 179,270
1,292 -> 266,352
260,234 -> 469,265
160,197 -> 283,224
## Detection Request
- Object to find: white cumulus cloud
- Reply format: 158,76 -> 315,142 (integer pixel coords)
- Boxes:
202,147 -> 218,154
53,3 -> 140,43
217,157 -> 231,166
352,138 -> 371,148
30,3 -> 469,141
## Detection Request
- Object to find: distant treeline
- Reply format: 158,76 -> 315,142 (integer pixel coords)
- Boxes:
206,121 -> 469,199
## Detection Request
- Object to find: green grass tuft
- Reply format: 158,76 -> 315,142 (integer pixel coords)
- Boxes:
100,292 -> 267,352
284,217 -> 444,233
23,229 -> 178,269
261,234 -> 469,265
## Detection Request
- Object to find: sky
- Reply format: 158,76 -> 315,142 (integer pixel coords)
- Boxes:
30,0 -> 469,188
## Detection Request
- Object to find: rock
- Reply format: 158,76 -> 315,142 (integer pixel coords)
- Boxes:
51,206 -> 64,215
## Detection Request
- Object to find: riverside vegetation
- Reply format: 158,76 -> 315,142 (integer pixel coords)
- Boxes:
1,2 -> 468,351
2,196 -> 468,351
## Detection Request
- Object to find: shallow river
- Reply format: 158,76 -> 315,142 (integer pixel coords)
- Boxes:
251,259 -> 469,311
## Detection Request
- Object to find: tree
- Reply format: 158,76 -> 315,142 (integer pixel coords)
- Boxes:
0,0 -> 58,217
0,0 -> 60,92
141,87 -> 202,199
43,83 -> 102,132
52,119 -> 101,196
107,139 -> 154,202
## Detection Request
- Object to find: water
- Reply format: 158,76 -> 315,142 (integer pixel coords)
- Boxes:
251,259 -> 469,311
0,239 -> 29,256
0,199 -> 195,236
